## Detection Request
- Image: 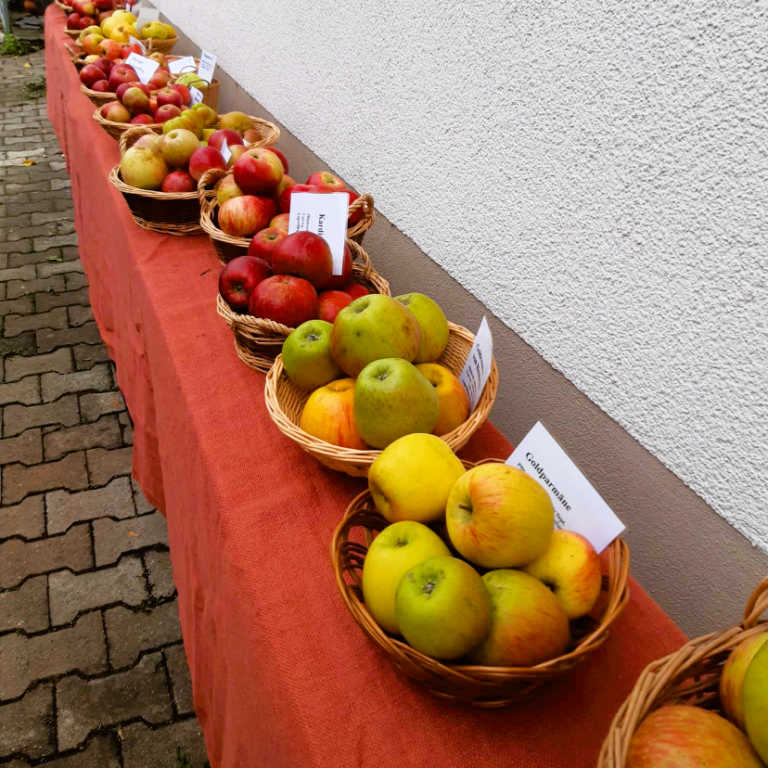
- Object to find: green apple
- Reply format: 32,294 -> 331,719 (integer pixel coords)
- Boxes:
330,294 -> 421,377
362,521 -> 450,635
395,293 -> 449,363
720,631 -> 768,730
744,640 -> 768,763
469,569 -> 570,667
282,320 -> 343,391
354,359 -> 439,449
395,556 -> 491,660
368,433 -> 464,523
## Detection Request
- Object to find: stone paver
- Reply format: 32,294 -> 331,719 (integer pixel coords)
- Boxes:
0,46 -> 205,766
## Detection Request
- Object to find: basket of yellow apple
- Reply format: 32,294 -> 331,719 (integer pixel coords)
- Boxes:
264,293 -> 498,476
331,442 -> 631,706
598,576 -> 768,767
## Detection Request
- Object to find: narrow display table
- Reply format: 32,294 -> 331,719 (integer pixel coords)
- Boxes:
45,8 -> 687,766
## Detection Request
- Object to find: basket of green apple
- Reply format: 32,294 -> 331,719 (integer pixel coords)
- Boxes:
264,293 -> 499,477
217,233 -> 390,373
331,448 -> 631,706
169,67 -> 220,112
598,577 -> 768,767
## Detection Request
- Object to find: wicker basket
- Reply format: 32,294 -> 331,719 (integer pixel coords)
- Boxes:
598,577 -> 768,767
265,323 -> 499,476
55,0 -> 73,11
80,83 -> 117,106
200,170 -> 374,264
217,240 -> 390,373
64,28 -> 81,39
94,106 -> 163,140
146,36 -> 179,56
109,125 -> 216,235
331,459 -> 631,706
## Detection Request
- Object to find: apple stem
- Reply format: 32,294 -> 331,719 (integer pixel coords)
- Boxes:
458,504 -> 472,513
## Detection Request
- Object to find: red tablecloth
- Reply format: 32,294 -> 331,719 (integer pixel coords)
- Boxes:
45,9 -> 687,767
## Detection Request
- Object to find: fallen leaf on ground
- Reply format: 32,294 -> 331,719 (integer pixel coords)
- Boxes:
22,159 -> 36,166
24,63 -> 31,68
126,530 -> 139,537
47,254 -> 63,262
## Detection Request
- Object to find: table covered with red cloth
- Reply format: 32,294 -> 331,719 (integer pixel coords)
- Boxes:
45,8 -> 686,767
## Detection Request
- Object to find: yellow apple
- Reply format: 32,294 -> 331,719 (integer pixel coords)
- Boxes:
395,556 -> 491,660
140,21 -> 168,40
415,363 -> 469,435
626,706 -> 763,768
720,630 -> 768,730
162,23 -> 177,38
100,16 -> 120,38
395,293 -> 449,363
521,530 -> 602,619
468,569 -> 570,667
362,521 -> 451,634
111,10 -> 135,24
446,463 -> 554,569
299,378 -> 368,449
110,24 -> 138,44
368,433 -> 465,524
744,641 -> 768,763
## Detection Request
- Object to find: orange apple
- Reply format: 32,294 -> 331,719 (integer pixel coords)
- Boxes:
446,463 -> 554,569
415,363 -> 469,435
521,530 -> 602,620
720,631 -> 768,731
299,378 -> 368,449
626,706 -> 763,767
468,569 -> 570,667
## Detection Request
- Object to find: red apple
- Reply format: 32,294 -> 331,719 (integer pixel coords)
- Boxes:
306,171 -> 346,191
345,189 -> 364,226
121,86 -> 150,115
79,0 -> 97,14
148,69 -> 171,90
272,231 -> 333,289
270,213 -> 290,233
248,227 -> 287,265
93,0 -> 114,10
169,83 -> 190,105
233,148 -> 284,195
264,146 -> 289,173
155,104 -> 182,124
66,13 -> 81,29
100,101 -> 131,123
208,129 -> 244,152
121,43 -> 143,58
96,39 -> 121,60
188,146 -> 227,182
218,196 -> 277,237
278,183 -> 329,214
80,64 -> 106,89
341,283 -> 370,300
155,87 -> 183,110
116,81 -> 147,101
108,65 -> 137,92
90,80 -> 111,92
219,256 -> 273,314
249,275 -> 317,327
130,114 -> 155,125
317,291 -> 353,324
92,56 -> 116,76
148,98 -> 158,115
78,16 -> 97,29
323,244 -> 353,290
161,170 -> 197,194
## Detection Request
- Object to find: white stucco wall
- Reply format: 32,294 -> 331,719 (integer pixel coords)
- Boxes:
153,0 -> 768,553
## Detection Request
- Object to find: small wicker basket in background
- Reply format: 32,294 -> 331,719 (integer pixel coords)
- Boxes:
165,56 -> 220,111
146,36 -> 179,56
331,459 -> 631,705
265,323 -> 499,477
216,240 -> 390,373
109,125 -> 216,235
598,577 -> 768,767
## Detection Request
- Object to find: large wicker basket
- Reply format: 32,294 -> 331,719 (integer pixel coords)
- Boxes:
598,577 -> 768,767
200,170 -> 375,264
146,37 -> 179,56
94,105 -> 163,141
331,459 -> 631,706
265,323 -> 499,477
109,125 -> 216,235
217,240 -> 390,373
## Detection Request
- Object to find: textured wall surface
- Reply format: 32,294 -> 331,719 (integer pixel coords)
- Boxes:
153,0 -> 768,553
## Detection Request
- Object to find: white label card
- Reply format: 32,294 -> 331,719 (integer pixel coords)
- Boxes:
124,53 -> 159,86
168,55 -> 196,75
506,422 -> 626,553
189,86 -> 204,105
135,5 -> 160,33
128,36 -> 146,55
459,316 -> 493,412
288,193 -> 348,276
197,51 -> 216,84
220,140 -> 232,164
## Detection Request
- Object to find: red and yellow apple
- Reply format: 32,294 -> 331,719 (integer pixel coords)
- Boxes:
218,196 -> 277,237
188,146 -> 227,182
415,363 -> 469,436
270,213 -> 289,233
100,100 -> 131,124
219,255 -> 273,314
264,146 -> 289,172
248,227 -> 286,264
306,171 -> 346,190
299,378 -> 367,449
217,176 -> 243,207
233,148 -> 283,195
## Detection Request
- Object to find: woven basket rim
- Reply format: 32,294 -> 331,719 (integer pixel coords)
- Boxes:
93,105 -> 163,133
598,576 -> 768,766
331,464 -> 631,706
263,322 -> 500,474
80,83 -> 117,101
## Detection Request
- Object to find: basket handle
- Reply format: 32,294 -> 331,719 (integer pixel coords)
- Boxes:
197,167 -> 228,206
119,124 -> 155,158
743,576 -> 768,629
347,194 -> 375,240
346,238 -> 372,277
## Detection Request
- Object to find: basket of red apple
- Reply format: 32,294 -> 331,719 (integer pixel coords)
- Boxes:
597,577 -> 768,767
264,293 -> 499,477
217,234 -> 390,373
330,449 -> 630,706
200,161 -> 375,264
108,125 -> 226,235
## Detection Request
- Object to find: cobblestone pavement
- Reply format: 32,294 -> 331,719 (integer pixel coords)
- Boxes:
0,49 -> 209,767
